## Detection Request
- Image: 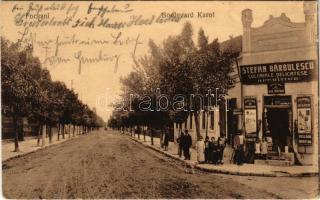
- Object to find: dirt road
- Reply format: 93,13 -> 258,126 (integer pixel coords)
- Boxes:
2,130 -> 318,199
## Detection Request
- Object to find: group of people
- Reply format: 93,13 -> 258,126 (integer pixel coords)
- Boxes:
177,130 -> 270,165
196,136 -> 226,165
233,133 -> 269,165
176,130 -> 193,160
254,137 -> 268,160
177,130 -> 227,164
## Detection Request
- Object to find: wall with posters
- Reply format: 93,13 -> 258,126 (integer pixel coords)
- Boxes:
240,2 -> 317,165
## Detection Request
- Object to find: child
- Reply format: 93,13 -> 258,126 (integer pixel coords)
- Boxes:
211,137 -> 219,165
261,137 -> 268,160
204,136 -> 210,163
254,138 -> 261,160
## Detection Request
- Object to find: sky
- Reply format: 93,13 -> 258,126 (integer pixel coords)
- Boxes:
0,1 -> 306,121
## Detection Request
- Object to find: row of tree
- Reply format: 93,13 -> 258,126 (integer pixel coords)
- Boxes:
1,37 -> 105,152
107,22 -> 239,142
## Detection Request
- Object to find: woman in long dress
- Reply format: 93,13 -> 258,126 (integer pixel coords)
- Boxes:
196,136 -> 205,164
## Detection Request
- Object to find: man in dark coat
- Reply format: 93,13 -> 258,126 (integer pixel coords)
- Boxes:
183,130 -> 192,160
233,133 -> 245,165
177,132 -> 184,157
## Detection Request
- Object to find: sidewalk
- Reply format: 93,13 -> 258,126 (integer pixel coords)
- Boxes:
129,133 -> 319,177
2,133 -> 82,162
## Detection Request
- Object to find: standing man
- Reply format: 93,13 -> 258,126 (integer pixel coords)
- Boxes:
163,129 -> 170,151
183,130 -> 192,160
218,136 -> 226,164
233,132 -> 245,165
177,131 -> 184,157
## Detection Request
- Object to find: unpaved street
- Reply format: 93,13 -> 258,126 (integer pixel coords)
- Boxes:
2,130 -> 318,199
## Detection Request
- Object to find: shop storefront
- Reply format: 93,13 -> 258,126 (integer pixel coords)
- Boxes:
240,2 -> 317,165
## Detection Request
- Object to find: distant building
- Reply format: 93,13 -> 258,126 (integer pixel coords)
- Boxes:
2,117 -> 38,140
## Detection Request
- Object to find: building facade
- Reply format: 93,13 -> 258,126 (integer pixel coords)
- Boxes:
240,2 -> 317,165
173,2 -> 317,166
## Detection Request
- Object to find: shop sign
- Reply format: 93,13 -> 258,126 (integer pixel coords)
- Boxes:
244,97 -> 257,134
233,109 -> 242,115
297,96 -> 312,146
246,133 -> 257,142
267,83 -> 285,94
264,95 -> 291,106
298,134 -> 312,146
297,96 -> 311,109
244,98 -> 257,109
240,60 -> 315,84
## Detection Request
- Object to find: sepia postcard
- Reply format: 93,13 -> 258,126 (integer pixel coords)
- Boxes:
0,0 -> 318,199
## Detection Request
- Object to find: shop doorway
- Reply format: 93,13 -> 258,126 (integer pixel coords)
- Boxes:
264,96 -> 292,152
266,108 -> 290,151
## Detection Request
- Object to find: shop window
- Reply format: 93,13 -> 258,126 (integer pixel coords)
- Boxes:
189,113 -> 193,129
210,111 -> 214,129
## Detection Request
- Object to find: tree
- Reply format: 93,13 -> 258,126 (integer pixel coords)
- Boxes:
109,22 -> 239,142
1,38 -> 42,151
2,37 -> 105,150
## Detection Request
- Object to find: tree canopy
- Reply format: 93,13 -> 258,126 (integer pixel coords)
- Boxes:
108,22 -> 239,140
1,37 -> 105,141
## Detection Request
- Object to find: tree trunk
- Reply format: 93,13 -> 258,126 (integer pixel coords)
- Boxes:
37,124 -> 42,146
160,128 -> 164,148
46,125 -> 49,138
68,124 -> 71,138
42,124 -> 46,147
13,116 -> 19,152
57,123 -> 60,141
73,124 -> 75,137
18,118 -> 25,141
194,111 -> 201,141
150,126 -> 154,145
49,126 -> 52,143
62,124 -> 65,139
143,126 -> 146,142
206,111 -> 209,138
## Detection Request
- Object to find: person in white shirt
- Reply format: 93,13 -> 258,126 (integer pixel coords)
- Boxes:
196,136 -> 205,164
254,139 -> 261,160
261,137 -> 268,160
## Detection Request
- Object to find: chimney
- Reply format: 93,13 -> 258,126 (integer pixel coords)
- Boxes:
304,2 -> 317,44
242,9 -> 253,53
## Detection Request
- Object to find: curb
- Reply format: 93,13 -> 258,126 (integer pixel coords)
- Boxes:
128,135 -> 318,177
2,134 -> 83,163
129,136 -> 196,168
